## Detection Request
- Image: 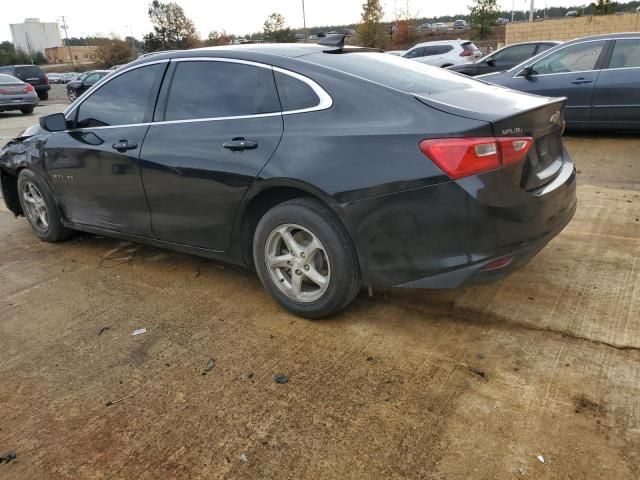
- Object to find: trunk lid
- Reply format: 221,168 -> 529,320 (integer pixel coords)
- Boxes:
415,85 -> 566,191
0,83 -> 26,95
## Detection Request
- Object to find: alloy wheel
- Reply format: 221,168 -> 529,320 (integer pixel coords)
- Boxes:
22,181 -> 49,233
68,89 -> 77,101
264,223 -> 331,303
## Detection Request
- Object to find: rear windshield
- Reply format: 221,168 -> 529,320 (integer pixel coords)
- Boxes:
0,73 -> 20,83
462,42 -> 479,52
304,51 -> 478,96
15,66 -> 43,77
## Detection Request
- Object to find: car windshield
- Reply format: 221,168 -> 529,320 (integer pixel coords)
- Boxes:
15,66 -> 42,77
305,51 -> 478,96
0,73 -> 21,83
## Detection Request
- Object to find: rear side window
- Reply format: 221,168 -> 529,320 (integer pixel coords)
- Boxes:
15,66 -> 43,77
492,43 -> 537,64
424,45 -> 453,56
608,39 -> 640,69
76,64 -> 164,128
274,71 -> 319,111
461,42 -> 479,53
306,51 -> 476,96
164,61 -> 280,121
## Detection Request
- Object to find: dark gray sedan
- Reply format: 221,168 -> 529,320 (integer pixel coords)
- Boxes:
0,73 -> 39,115
478,33 -> 640,130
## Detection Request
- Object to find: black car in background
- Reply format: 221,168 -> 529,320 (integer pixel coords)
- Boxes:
0,65 -> 50,100
0,37 -> 576,318
66,70 -> 110,101
448,41 -> 560,76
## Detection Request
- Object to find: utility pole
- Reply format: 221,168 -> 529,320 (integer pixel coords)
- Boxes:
59,16 -> 75,66
511,0 -> 515,22
302,0 -> 307,41
529,0 -> 535,22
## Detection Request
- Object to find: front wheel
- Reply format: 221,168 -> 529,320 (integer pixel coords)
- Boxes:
67,88 -> 78,102
17,170 -> 73,243
253,198 -> 361,319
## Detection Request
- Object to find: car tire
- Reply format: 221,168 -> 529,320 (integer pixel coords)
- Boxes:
253,197 -> 361,319
67,89 -> 78,102
17,169 -> 73,243
37,90 -> 49,101
20,106 -> 34,115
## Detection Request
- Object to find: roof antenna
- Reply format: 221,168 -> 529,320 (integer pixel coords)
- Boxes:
318,33 -> 346,50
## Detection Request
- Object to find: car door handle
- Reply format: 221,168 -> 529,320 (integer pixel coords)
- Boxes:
571,78 -> 593,84
112,140 -> 138,152
222,137 -> 258,151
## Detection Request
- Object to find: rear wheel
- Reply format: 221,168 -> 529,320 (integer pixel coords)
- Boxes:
37,90 -> 48,100
253,198 -> 361,319
20,106 -> 34,115
17,170 -> 72,243
67,88 -> 78,102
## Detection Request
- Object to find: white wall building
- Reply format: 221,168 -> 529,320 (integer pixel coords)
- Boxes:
9,18 -> 62,57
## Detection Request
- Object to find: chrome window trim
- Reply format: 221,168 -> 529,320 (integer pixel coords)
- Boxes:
511,38 -> 613,77
272,65 -> 333,114
63,57 -> 332,131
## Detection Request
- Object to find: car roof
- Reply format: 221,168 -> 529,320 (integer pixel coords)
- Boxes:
411,39 -> 471,47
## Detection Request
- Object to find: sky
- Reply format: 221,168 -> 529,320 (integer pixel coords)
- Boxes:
2,0 -> 591,42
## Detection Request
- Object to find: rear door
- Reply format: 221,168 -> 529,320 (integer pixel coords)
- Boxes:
44,62 -> 167,235
591,38 -> 640,127
139,59 -> 283,251
508,40 -> 608,124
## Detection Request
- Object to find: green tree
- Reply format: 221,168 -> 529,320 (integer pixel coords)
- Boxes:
263,13 -> 296,43
468,0 -> 499,39
359,0 -> 384,48
143,0 -> 200,51
96,36 -> 134,68
32,51 -> 47,65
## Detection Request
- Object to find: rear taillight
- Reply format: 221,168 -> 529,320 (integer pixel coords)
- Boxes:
23,84 -> 34,93
419,137 -> 533,179
459,50 -> 473,57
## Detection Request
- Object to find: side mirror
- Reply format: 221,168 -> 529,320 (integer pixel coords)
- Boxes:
39,113 -> 68,132
521,65 -> 534,78
485,58 -> 496,66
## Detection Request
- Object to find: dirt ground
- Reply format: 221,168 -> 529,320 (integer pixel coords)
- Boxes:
0,91 -> 639,479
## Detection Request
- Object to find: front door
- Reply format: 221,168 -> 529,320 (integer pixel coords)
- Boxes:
140,59 -> 284,251
509,40 -> 608,124
44,63 -> 167,235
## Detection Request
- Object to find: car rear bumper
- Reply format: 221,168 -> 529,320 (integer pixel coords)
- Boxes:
0,97 -> 38,110
343,152 -> 577,288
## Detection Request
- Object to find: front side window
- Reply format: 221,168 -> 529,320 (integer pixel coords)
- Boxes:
83,73 -> 101,85
531,41 -> 606,75
404,47 -> 425,59
75,64 -> 164,128
164,61 -> 280,121
608,39 -> 640,69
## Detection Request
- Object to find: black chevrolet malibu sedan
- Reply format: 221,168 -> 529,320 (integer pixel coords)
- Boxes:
0,37 -> 576,318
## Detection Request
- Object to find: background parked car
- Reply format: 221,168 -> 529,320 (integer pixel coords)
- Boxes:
66,70 -> 110,101
47,73 -> 64,84
403,40 -> 482,67
0,65 -> 50,100
385,50 -> 407,56
447,41 -> 560,76
478,33 -> 640,130
0,73 -> 38,115
453,19 -> 468,30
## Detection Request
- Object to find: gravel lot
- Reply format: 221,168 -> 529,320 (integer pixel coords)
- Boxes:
1,87 -> 639,479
